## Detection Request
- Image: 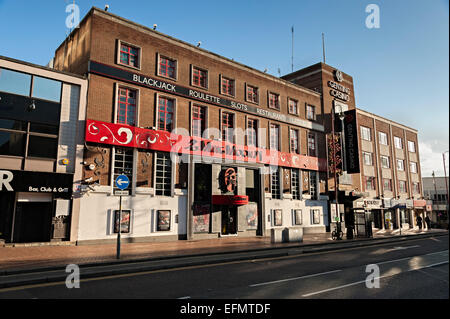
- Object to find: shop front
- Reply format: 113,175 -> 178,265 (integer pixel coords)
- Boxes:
0,169 -> 73,244
190,163 -> 262,239
353,198 -> 382,236
413,199 -> 427,229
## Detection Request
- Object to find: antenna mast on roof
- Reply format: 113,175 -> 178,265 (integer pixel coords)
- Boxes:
322,33 -> 326,64
291,26 -> 294,72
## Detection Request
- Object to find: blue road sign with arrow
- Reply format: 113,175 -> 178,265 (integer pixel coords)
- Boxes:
115,175 -> 130,190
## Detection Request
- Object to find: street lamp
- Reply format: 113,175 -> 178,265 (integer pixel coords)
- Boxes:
443,151 -> 449,229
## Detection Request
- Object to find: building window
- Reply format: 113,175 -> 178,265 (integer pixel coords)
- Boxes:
399,180 -> 407,193
246,84 -> 259,104
412,182 -> 420,194
308,133 -> 316,157
155,152 -> 172,196
158,55 -> 177,79
288,99 -> 298,115
309,171 -> 318,200
268,92 -> 280,110
379,132 -> 388,145
410,162 -> 417,174
0,130 -> 25,156
364,176 -> 376,191
306,105 -> 316,121
0,118 -> 58,159
192,105 -> 206,138
360,126 -> 371,141
157,96 -> 174,132
269,124 -> 280,151
291,168 -> 301,200
247,118 -> 258,147
394,136 -> 403,149
117,87 -> 137,126
380,155 -> 390,169
113,147 -> 134,192
363,152 -> 373,166
222,112 -> 234,143
397,159 -> 405,171
383,179 -> 392,191
119,42 -> 140,68
408,141 -> 416,153
290,128 -> 299,154
271,167 -> 281,199
27,136 -> 58,158
221,76 -> 235,96
0,68 -> 32,96
192,66 -> 208,89
32,76 -> 62,102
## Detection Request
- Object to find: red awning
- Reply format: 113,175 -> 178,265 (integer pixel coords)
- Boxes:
212,195 -> 249,206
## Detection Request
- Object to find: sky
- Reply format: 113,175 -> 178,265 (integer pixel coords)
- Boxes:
0,0 -> 448,177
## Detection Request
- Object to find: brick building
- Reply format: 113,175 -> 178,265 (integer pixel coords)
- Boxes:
283,64 -> 425,234
353,109 -> 424,231
53,7 -> 330,244
48,7 -> 426,244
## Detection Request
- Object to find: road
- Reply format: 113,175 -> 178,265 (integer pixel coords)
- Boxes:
0,235 -> 447,300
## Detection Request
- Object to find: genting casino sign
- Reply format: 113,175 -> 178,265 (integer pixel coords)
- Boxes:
85,119 -> 327,172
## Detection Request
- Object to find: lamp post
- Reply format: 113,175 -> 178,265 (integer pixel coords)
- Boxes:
443,151 -> 449,228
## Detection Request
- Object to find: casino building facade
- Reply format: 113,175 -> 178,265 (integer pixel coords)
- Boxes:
283,64 -> 425,234
52,7 -> 330,244
0,56 -> 87,244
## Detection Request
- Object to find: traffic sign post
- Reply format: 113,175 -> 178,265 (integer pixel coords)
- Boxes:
115,175 -> 130,259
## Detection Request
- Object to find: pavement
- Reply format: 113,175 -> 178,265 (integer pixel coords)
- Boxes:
0,227 -> 447,289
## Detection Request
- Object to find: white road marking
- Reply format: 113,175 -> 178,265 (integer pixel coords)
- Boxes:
177,296 -> 191,299
302,260 -> 449,297
249,269 -> 342,287
426,250 -> 449,256
389,245 -> 420,251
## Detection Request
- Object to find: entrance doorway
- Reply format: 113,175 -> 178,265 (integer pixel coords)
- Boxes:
221,206 -> 237,235
13,202 -> 53,243
245,168 -> 262,236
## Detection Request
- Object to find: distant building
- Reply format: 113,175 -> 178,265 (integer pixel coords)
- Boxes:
422,176 -> 449,227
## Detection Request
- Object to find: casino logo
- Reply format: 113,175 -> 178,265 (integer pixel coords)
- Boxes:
335,70 -> 343,82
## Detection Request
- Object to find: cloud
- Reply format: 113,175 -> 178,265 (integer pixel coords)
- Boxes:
419,142 -> 449,177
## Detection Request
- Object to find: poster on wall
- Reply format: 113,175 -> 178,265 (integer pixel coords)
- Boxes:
312,209 -> 321,225
157,210 -> 171,231
294,209 -> 302,225
114,210 -> 131,233
193,204 -> 210,233
246,203 -> 258,229
273,209 -> 283,226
